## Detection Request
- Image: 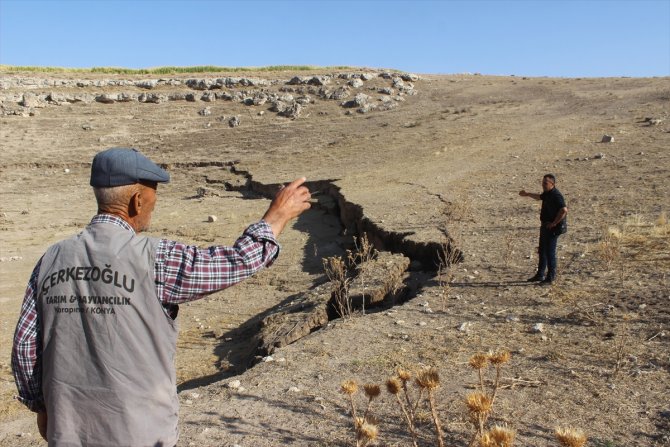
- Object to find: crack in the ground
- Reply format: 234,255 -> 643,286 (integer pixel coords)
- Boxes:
179,163 -> 463,364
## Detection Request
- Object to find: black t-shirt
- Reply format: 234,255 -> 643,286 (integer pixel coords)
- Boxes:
540,188 -> 566,223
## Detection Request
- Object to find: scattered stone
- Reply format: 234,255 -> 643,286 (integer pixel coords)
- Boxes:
593,152 -> 605,159
307,76 -> 330,86
201,92 -> 216,102
506,315 -> 520,322
117,92 -> 136,102
207,215 -> 217,222
0,256 -> 23,262
379,87 -> 394,95
135,79 -> 158,89
349,78 -> 364,88
392,78 -> 405,89
531,323 -> 545,333
418,321 -> 427,327
287,387 -> 301,393
643,117 -> 663,126
21,92 -> 44,108
287,76 -> 308,85
139,93 -> 166,104
64,168 -> 70,173
329,87 -> 350,100
225,380 -> 241,389
258,110 -> 265,116
262,355 -> 274,362
95,93 -> 117,104
198,107 -> 211,116
188,392 -> 200,399
601,135 -> 614,143
395,320 -> 405,325
81,123 -> 93,131
458,322 -> 471,332
342,93 -> 369,108
228,116 -> 240,127
295,96 -> 311,105
277,102 -> 302,119
185,93 -> 197,102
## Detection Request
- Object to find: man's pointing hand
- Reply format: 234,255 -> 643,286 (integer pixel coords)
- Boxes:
263,177 -> 311,237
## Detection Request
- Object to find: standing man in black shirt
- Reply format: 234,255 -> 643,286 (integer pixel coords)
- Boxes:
519,174 -> 568,285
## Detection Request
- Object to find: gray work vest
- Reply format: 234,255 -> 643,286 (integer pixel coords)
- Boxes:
37,221 -> 179,447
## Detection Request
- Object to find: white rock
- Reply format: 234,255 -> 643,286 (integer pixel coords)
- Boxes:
64,168 -> 70,173
395,320 -> 405,325
226,380 -> 241,389
208,215 -> 217,222
288,386 -> 301,393
189,392 -> 200,399
418,321 -> 427,326
506,315 -> 520,323
263,355 -> 275,362
458,322 -> 471,332
531,323 -> 545,333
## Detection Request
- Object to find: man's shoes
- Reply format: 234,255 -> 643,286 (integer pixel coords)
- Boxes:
539,278 -> 554,286
526,274 -> 545,282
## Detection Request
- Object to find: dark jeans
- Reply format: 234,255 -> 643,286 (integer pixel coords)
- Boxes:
537,226 -> 559,280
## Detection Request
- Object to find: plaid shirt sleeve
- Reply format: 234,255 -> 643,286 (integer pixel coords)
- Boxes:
154,220 -> 280,304
11,257 -> 46,413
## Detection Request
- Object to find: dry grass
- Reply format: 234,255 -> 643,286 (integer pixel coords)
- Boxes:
323,256 -> 351,319
346,234 -> 378,315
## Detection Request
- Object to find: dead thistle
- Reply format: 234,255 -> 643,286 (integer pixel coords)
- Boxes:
362,384 -> 381,420
355,416 -> 379,447
466,350 -> 512,445
386,376 -> 419,447
342,380 -> 381,447
341,379 -> 360,425
387,368 -> 424,447
466,391 -> 493,438
469,353 -> 489,391
416,367 -> 445,447
488,350 -> 511,404
554,426 -> 587,447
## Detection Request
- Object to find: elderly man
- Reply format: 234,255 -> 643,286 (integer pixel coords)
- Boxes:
12,147 -> 311,446
519,173 -> 568,285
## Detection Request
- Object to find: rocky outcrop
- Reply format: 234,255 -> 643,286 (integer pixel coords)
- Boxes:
1,70 -> 419,118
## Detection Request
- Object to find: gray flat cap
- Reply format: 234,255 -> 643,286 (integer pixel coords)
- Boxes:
90,147 -> 170,187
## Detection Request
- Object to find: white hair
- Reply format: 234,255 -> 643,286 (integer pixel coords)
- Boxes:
93,184 -> 139,209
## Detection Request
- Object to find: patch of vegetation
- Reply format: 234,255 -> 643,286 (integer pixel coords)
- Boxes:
0,64 -> 357,74
340,352 -> 589,447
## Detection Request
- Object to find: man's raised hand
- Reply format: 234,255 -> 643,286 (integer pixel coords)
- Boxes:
263,177 -> 311,237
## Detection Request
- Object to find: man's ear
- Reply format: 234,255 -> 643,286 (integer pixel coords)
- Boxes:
128,191 -> 142,217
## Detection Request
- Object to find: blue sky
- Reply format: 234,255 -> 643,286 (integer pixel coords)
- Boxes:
1,0 -> 668,77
